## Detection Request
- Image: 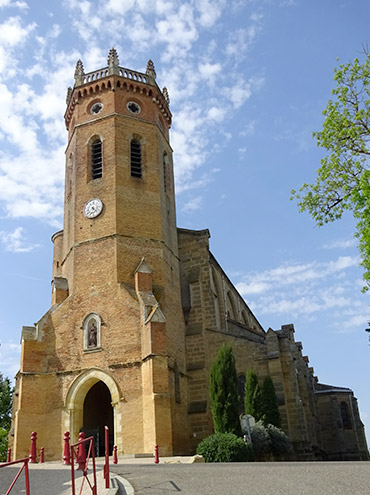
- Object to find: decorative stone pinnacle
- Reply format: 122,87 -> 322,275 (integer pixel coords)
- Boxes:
146,59 -> 156,80
74,59 -> 85,86
162,87 -> 170,106
74,59 -> 84,77
107,47 -> 119,75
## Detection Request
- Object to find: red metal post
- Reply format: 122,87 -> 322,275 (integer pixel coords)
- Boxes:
71,447 -> 75,495
91,439 -> 97,495
104,426 -> 110,489
154,444 -> 159,464
24,459 -> 30,495
29,431 -> 37,463
71,447 -> 76,495
77,432 -> 86,470
70,436 -> 98,495
113,445 -> 118,464
6,448 -> 11,462
40,447 -> 45,463
63,431 -> 71,465
0,458 -> 30,495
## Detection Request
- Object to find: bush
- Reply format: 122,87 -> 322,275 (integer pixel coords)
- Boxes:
250,421 -> 294,461
266,423 -> 293,459
196,432 -> 255,463
250,422 -> 271,460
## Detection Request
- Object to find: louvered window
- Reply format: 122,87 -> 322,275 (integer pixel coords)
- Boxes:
130,139 -> 142,178
91,139 -> 102,179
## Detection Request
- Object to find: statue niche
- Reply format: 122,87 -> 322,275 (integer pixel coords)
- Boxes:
83,313 -> 101,351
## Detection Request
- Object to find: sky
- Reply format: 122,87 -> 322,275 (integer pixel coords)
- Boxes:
0,0 -> 369,447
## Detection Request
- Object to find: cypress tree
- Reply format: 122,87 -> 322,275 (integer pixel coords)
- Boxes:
261,376 -> 281,428
244,369 -> 262,420
0,374 -> 13,461
209,345 -> 241,435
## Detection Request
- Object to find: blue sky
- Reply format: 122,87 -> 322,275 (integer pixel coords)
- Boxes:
0,0 -> 369,446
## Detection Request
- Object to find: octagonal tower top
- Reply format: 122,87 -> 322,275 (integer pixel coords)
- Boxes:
64,48 -> 171,132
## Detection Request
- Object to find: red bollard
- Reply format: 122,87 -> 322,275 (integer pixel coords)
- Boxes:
77,432 -> 86,471
154,444 -> 159,464
63,431 -> 71,465
104,426 -> 109,489
40,447 -> 45,463
113,445 -> 118,464
6,448 -> 11,462
29,432 -> 37,463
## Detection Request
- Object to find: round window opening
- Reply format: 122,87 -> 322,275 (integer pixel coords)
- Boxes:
127,101 -> 141,114
90,102 -> 103,115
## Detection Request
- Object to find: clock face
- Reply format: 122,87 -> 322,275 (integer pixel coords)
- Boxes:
84,198 -> 103,219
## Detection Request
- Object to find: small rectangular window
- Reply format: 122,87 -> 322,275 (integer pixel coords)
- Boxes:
131,140 -> 142,178
91,140 -> 102,179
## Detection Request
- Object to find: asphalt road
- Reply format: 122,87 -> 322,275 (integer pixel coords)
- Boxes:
0,463 -> 105,495
1,461 -> 370,495
112,461 -> 370,495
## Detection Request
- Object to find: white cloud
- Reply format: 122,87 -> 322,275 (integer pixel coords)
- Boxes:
0,149 -> 65,224
156,4 -> 198,62
338,313 -> 368,333
240,121 -> 256,136
224,13 -> 263,58
0,16 -> 35,46
195,0 -> 225,28
106,0 -> 135,14
0,340 -> 21,381
198,62 -> 222,84
65,0 -> 91,14
0,226 -> 39,252
227,80 -> 252,108
0,0 -> 28,9
181,196 -> 203,212
0,16 -> 35,79
207,106 -> 226,123
236,281 -> 270,295
327,256 -> 358,272
255,256 -> 359,286
235,255 -> 363,323
323,238 -> 356,249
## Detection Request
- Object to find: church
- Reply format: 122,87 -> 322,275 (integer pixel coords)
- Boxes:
9,49 -> 368,462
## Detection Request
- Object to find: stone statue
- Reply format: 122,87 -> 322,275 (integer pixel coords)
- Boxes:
88,322 -> 97,348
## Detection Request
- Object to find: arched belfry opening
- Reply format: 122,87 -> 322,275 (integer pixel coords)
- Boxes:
83,381 -> 113,456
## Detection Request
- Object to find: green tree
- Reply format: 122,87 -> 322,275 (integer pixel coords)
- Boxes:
291,51 -> 370,290
0,374 -> 13,461
260,376 -> 281,428
209,345 -> 241,435
244,369 -> 262,420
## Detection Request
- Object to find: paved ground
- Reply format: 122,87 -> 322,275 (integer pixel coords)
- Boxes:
112,460 -> 370,495
0,458 -> 118,495
2,458 -> 370,495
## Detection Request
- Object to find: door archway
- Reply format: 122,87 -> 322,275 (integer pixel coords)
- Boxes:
64,368 -> 121,455
83,381 -> 113,456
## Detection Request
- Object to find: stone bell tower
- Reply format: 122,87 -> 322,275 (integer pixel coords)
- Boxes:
10,49 -> 189,460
